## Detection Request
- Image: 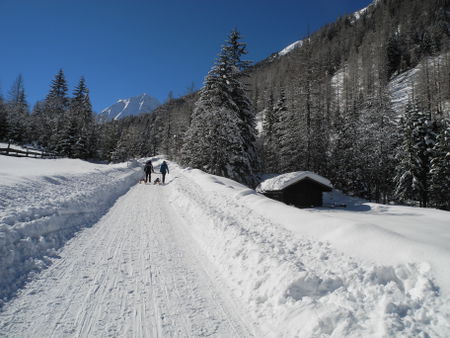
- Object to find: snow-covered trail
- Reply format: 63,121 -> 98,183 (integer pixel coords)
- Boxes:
0,182 -> 252,338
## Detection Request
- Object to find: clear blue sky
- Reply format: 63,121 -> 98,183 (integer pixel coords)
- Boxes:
0,0 -> 371,113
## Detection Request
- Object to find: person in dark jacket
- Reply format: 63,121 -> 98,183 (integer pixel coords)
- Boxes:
160,161 -> 169,184
144,160 -> 155,183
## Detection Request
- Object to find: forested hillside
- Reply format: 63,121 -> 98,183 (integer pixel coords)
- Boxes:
1,0 -> 449,208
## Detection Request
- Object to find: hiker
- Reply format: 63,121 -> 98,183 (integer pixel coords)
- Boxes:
144,160 -> 155,183
160,161 -> 169,184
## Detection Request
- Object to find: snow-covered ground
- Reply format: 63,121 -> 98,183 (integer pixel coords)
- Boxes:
1,156 -> 449,337
0,156 -> 142,305
168,165 -> 450,337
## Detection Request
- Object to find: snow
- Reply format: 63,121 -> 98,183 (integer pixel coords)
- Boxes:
353,0 -> 380,21
255,109 -> 265,134
388,54 -> 448,113
0,156 -> 143,305
388,67 -> 419,113
1,157 -> 449,336
330,54 -> 448,116
167,165 -> 450,336
278,40 -> 303,56
256,171 -> 332,192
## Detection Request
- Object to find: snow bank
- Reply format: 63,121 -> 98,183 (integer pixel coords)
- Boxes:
166,163 -> 450,337
0,156 -> 143,305
256,171 -> 332,192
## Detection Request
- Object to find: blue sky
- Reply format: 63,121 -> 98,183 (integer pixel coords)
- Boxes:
0,0 -> 371,112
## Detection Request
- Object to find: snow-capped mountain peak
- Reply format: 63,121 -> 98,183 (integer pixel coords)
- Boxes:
100,93 -> 160,121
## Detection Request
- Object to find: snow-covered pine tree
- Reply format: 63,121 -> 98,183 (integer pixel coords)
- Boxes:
181,34 -> 253,185
359,85 -> 398,202
330,67 -> 366,197
224,29 -> 259,177
29,101 -> 49,147
277,88 -> 301,173
272,88 -> 293,173
0,95 -> 8,141
69,77 -> 95,159
44,69 -> 69,151
415,110 -> 435,207
6,75 -> 29,144
111,126 -> 144,162
429,120 -> 449,210
394,100 -> 435,206
394,103 -> 421,203
97,120 -> 121,161
262,92 -> 278,172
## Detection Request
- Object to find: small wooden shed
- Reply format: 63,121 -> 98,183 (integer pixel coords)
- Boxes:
256,171 -> 333,208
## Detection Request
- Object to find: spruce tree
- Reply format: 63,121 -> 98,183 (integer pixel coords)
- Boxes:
273,88 -> 296,173
394,105 -> 420,203
44,69 -> 69,151
394,101 -> 435,206
69,77 -> 95,158
359,86 -> 398,202
182,32 -> 254,185
6,75 -> 29,144
224,29 -> 259,176
429,121 -> 449,210
262,92 -> 278,171
0,95 -> 8,141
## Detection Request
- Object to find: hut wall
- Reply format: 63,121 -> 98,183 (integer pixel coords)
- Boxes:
283,180 -> 323,207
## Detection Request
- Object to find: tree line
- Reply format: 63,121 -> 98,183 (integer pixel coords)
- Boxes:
1,70 -> 96,159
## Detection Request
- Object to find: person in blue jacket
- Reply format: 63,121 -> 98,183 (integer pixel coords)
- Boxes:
160,161 -> 169,184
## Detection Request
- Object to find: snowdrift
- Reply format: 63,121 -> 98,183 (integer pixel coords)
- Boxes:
166,163 -> 450,337
0,156 -> 142,305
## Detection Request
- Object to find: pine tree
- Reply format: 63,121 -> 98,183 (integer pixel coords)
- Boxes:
6,75 -> 29,144
29,101 -> 49,147
224,29 -> 259,175
69,77 -> 95,159
182,34 -> 254,184
97,120 -> 121,161
262,92 -> 278,171
44,69 -> 69,151
394,104 -> 420,203
111,126 -> 142,162
359,85 -> 398,202
181,31 -> 258,185
330,67 -> 366,197
429,120 -> 450,210
0,95 -> 8,141
273,88 -> 297,173
394,101 -> 435,206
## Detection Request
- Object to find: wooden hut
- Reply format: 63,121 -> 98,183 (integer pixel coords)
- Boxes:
256,171 -> 333,208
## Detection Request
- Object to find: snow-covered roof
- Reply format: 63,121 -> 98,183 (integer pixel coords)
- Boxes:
256,171 -> 332,192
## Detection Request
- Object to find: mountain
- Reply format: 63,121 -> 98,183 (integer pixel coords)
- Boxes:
99,93 -> 160,121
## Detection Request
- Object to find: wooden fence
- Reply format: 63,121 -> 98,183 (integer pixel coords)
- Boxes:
0,145 -> 60,159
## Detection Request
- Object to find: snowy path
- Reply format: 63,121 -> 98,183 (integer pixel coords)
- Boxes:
0,183 -> 252,338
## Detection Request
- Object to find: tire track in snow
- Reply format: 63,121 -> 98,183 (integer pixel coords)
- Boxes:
0,182 -> 252,337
